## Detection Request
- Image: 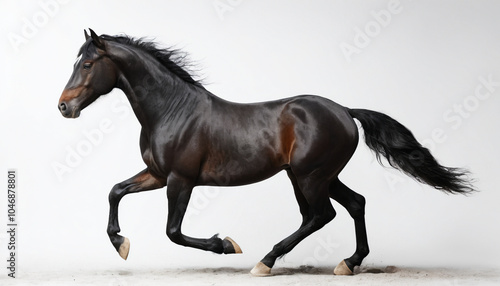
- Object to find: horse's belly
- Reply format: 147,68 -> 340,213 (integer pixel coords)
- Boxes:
197,155 -> 283,187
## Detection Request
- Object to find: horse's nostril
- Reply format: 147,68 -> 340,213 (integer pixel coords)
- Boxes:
59,102 -> 67,112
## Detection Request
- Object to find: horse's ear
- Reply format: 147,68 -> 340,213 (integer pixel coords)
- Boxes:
84,29 -> 90,40
89,28 -> 105,50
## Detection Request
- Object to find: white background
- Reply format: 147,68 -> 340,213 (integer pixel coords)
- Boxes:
1,0 -> 499,278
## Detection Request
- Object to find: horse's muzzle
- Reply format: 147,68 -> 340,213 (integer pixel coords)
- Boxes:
58,102 -> 81,118
58,88 -> 82,118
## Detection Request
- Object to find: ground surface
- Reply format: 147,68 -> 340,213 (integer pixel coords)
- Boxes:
2,265 -> 499,285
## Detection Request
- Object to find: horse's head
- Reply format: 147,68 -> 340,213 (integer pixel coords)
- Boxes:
58,29 -> 119,118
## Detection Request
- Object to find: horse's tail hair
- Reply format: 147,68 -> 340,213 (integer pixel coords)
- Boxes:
348,108 -> 475,194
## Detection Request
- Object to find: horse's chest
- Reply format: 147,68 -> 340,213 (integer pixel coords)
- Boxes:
140,133 -> 174,178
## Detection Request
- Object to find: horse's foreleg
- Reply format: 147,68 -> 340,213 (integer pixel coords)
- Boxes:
165,174 -> 242,255
329,179 -> 369,275
107,169 -> 166,259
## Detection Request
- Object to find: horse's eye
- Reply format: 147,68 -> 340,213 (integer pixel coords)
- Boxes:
83,62 -> 92,70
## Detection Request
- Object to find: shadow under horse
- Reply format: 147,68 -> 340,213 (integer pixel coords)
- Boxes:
58,29 -> 475,276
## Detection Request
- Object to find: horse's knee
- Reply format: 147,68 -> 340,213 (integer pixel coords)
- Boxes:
109,183 -> 125,202
166,225 -> 183,244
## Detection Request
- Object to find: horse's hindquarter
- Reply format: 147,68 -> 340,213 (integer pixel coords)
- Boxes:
286,96 -> 359,177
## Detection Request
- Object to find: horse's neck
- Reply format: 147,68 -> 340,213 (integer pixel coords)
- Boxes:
115,55 -> 208,129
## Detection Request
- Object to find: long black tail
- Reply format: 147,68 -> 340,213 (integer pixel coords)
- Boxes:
349,108 -> 475,194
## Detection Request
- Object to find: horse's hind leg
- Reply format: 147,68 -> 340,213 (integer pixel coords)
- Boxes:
107,169 -> 166,259
165,173 -> 242,255
251,173 -> 336,276
329,178 -> 369,275
287,169 -> 310,227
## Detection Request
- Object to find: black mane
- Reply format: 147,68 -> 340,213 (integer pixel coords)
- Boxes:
80,34 -> 204,89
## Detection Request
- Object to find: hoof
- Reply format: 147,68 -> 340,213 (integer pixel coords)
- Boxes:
223,237 -> 242,254
250,262 -> 272,277
118,237 -> 130,260
334,260 -> 353,275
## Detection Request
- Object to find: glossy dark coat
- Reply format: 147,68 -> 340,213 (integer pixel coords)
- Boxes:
59,30 -> 474,274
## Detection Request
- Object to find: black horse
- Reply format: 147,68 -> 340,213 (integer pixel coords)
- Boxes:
58,29 -> 474,276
